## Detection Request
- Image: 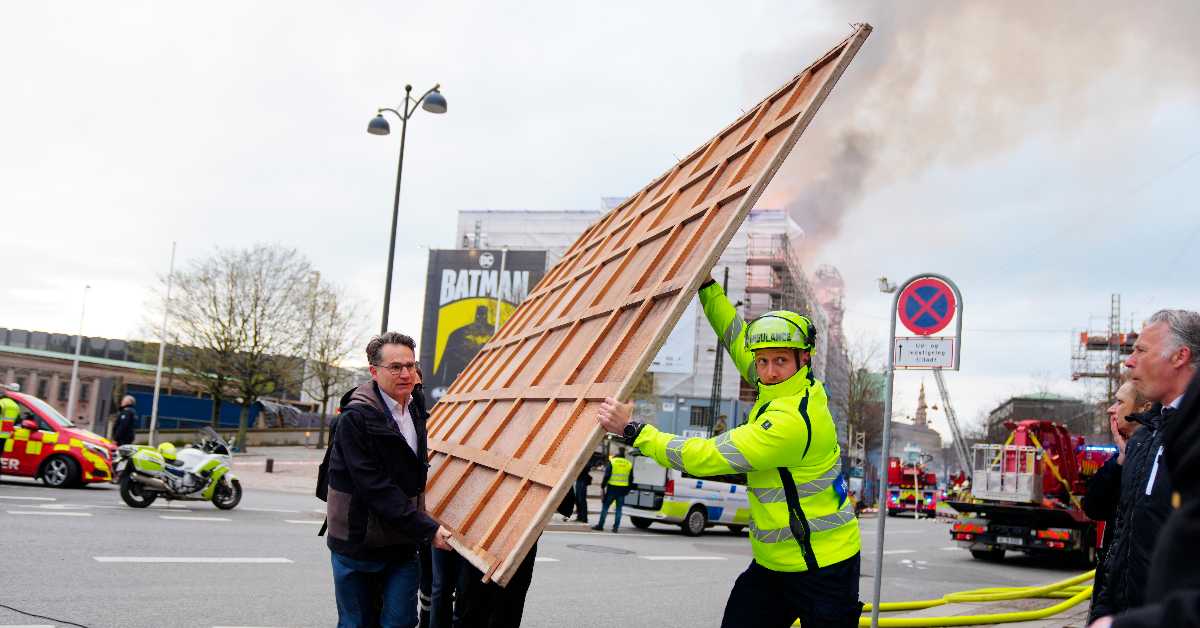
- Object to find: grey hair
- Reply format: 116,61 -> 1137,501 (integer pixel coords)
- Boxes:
366,332 -> 416,365
121,395 -> 136,407
1147,309 -> 1200,368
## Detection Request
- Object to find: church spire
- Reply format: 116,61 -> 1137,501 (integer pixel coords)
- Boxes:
915,381 -> 928,428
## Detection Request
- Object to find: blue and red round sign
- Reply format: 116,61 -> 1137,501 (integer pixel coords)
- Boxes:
898,278 -> 956,336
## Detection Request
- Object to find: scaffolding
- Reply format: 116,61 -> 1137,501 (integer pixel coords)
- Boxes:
1071,294 -> 1137,432
742,233 -> 829,401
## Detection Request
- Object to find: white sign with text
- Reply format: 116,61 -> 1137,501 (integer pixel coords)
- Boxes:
893,336 -> 955,370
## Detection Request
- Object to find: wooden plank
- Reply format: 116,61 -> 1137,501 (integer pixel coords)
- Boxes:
424,24 -> 873,586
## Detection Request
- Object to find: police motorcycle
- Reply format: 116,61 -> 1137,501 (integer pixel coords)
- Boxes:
112,426 -> 242,510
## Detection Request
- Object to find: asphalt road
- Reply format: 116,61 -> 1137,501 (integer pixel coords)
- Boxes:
0,478 -> 1091,628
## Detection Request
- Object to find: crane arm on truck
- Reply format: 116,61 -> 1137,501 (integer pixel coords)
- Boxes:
934,367 -> 973,482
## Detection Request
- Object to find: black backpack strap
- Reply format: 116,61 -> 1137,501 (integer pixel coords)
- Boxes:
316,420 -> 339,537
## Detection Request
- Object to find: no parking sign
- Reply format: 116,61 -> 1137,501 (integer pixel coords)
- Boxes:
870,273 -> 964,628
893,275 -> 962,370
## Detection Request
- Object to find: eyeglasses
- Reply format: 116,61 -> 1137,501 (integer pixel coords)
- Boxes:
374,361 -> 418,375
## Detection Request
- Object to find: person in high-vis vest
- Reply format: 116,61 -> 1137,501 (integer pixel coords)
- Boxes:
1,388 -> 21,483
591,447 -> 634,533
598,278 -> 862,628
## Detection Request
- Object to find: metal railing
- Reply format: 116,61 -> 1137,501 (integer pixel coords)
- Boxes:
971,443 -> 1043,503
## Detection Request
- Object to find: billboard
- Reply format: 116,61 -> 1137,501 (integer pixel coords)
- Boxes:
419,249 -> 547,401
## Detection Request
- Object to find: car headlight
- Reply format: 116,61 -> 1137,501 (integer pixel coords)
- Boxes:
84,442 -> 111,460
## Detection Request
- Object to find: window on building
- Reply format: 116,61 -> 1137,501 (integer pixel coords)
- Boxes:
80,383 -> 90,402
689,405 -> 710,427
58,381 -> 70,402
36,379 -> 48,399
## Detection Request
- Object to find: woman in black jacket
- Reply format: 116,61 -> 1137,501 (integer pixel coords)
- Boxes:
1084,381 -> 1147,622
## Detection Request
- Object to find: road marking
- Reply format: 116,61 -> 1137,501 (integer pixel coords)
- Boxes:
0,495 -> 56,501
284,519 -> 323,525
940,546 -> 963,551
6,510 -> 92,517
243,507 -> 301,513
882,549 -> 916,555
0,624 -> 55,627
160,515 -> 231,522
94,557 -> 293,564
534,557 -> 559,562
639,556 -> 727,561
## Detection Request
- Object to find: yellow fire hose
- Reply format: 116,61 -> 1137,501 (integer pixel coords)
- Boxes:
846,570 -> 1095,627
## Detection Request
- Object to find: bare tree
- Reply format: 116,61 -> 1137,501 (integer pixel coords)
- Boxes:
226,246 -> 312,450
167,251 -> 246,428
164,244 -> 313,450
301,281 -> 362,448
838,334 -> 885,453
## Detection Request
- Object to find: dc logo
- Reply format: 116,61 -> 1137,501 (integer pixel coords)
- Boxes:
479,252 -> 495,268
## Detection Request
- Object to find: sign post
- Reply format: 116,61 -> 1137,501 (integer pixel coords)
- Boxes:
869,273 -> 963,628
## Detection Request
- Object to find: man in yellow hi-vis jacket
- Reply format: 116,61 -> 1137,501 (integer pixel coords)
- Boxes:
598,278 -> 862,628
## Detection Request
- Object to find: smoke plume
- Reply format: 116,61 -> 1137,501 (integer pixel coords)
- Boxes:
756,1 -> 1200,258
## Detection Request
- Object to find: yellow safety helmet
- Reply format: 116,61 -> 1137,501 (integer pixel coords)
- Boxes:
158,442 -> 178,461
0,396 -> 19,420
745,310 -> 816,352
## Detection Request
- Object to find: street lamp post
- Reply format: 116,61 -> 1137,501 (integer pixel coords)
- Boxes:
368,83 -> 447,334
65,285 -> 91,424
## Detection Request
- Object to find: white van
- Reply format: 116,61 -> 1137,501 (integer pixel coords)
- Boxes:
623,454 -> 751,536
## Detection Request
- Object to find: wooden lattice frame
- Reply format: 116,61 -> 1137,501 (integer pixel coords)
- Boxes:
424,24 -> 872,585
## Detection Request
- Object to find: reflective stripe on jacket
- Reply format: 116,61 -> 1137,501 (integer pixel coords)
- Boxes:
633,282 -> 861,572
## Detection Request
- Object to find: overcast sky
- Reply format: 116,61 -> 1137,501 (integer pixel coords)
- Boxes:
3,2 -> 1197,438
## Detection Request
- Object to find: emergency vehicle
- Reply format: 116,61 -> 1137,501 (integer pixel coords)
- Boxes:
946,419 -> 1108,564
623,453 -> 751,536
0,390 -> 116,487
886,445 -> 939,517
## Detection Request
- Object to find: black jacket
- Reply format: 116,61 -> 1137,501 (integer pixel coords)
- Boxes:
113,406 -> 138,446
1115,370 -> 1200,628
1083,454 -> 1122,620
1101,408 -> 1175,614
325,381 -> 438,561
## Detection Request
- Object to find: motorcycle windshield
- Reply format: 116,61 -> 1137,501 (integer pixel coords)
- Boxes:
196,426 -> 232,456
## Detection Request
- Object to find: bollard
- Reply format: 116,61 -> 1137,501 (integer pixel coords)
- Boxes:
265,458 -> 274,473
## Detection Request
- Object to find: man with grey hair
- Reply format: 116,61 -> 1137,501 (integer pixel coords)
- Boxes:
112,395 -> 138,446
1093,309 -> 1199,621
325,332 -> 453,628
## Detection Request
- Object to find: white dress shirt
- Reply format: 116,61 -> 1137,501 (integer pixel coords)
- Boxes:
380,389 -> 418,454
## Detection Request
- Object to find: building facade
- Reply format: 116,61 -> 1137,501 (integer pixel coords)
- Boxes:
985,393 -> 1092,441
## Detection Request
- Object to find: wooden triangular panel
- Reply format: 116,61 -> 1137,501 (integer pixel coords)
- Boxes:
425,24 -> 872,585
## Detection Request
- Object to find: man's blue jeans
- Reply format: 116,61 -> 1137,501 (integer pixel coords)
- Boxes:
596,487 -> 627,531
331,551 -> 419,628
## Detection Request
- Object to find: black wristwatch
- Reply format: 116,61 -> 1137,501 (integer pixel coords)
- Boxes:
622,421 -> 646,445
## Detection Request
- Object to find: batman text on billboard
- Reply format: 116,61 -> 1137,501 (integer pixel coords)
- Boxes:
419,249 -> 547,401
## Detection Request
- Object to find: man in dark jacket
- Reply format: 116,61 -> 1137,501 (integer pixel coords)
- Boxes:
1098,366 -> 1200,628
112,395 -> 138,446
326,333 -> 452,628
1089,310 -> 1198,626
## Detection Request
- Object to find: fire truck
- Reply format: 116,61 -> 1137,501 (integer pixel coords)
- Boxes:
886,445 -> 938,517
946,419 -> 1112,564
0,390 -> 116,487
